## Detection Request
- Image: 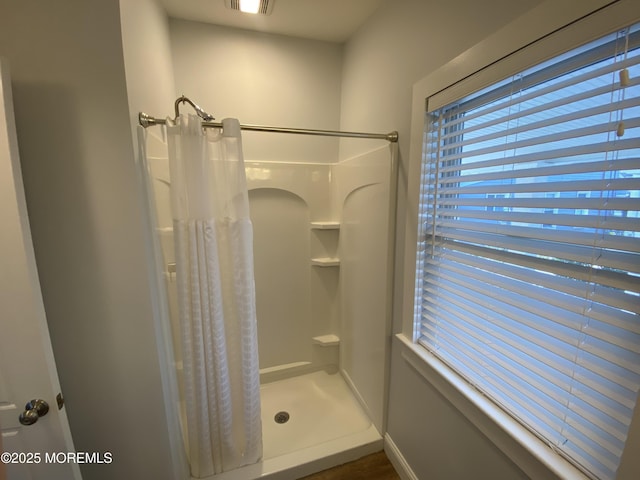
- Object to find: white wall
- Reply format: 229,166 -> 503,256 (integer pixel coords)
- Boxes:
120,0 -> 176,141
337,146 -> 394,434
341,0 -> 640,479
338,0 -> 546,478
0,1 -> 175,478
169,19 -> 343,164
339,0 -> 542,162
388,345 -> 530,479
119,1 -> 188,478
339,0 -> 543,354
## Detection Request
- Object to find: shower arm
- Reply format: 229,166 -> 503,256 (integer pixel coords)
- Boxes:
139,96 -> 399,143
174,95 -> 215,122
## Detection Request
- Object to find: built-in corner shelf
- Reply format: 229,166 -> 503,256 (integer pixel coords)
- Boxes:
310,222 -> 340,266
311,257 -> 340,267
312,334 -> 340,346
310,221 -> 340,230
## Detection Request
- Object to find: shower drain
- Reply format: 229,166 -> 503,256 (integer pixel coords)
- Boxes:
274,411 -> 290,424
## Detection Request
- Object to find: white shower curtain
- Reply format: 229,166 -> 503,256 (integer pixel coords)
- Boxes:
166,114 -> 262,477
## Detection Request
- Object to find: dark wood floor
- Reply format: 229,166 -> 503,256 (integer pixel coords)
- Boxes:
299,451 -> 400,480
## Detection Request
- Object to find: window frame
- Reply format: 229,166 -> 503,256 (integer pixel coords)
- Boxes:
400,1 -> 640,478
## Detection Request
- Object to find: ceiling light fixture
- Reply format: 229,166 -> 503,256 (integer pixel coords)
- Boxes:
224,0 -> 275,16
240,0 -> 259,14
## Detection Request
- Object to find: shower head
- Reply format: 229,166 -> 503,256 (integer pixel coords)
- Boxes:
174,95 -> 215,122
194,106 -> 215,122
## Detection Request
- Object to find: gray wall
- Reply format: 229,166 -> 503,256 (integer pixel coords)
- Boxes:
0,1 -> 175,478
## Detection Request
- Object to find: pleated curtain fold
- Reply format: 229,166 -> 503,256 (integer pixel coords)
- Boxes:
167,114 -> 262,477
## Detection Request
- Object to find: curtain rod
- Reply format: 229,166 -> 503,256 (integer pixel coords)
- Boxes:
138,112 -> 398,143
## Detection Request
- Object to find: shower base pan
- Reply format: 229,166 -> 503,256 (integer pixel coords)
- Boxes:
196,369 -> 382,480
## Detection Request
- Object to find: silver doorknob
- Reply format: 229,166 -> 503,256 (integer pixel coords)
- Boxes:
18,399 -> 49,426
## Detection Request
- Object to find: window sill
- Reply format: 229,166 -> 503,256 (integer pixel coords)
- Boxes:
395,333 -> 589,480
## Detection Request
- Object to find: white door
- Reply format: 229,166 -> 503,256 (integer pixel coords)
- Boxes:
0,59 -> 82,480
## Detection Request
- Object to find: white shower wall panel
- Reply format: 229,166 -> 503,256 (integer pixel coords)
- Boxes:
142,131 -> 183,381
336,146 -> 394,434
249,189 -> 310,368
145,147 -> 342,375
144,137 -> 393,426
245,161 -> 333,220
246,161 -> 336,372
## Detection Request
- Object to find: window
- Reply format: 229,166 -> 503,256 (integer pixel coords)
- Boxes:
486,194 -> 507,213
415,23 -> 640,480
576,192 -> 589,216
543,193 -> 558,228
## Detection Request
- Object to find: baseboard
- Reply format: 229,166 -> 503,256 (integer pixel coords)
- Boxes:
384,433 -> 418,480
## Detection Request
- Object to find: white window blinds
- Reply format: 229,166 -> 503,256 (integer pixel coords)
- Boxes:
416,24 -> 640,480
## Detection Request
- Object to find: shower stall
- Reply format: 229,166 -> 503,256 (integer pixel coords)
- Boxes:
139,102 -> 397,478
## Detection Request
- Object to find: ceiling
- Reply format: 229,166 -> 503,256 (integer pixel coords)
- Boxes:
158,0 -> 386,43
